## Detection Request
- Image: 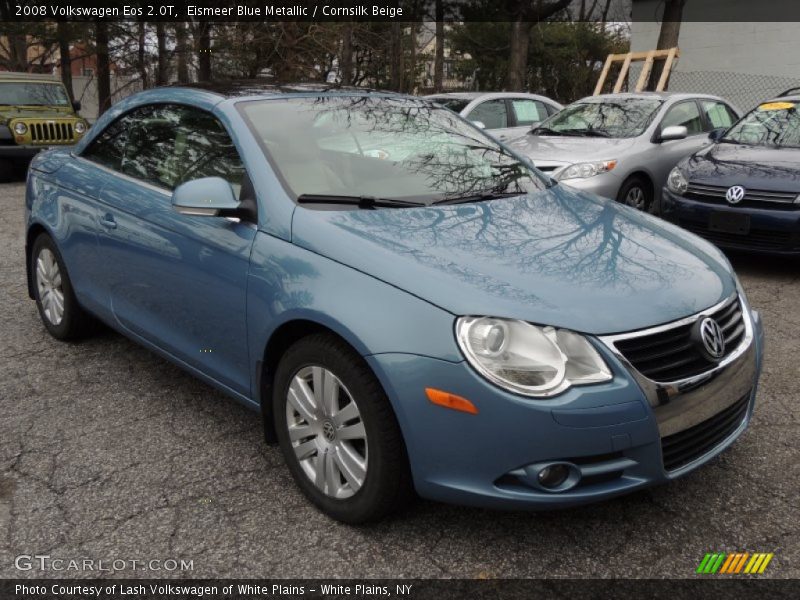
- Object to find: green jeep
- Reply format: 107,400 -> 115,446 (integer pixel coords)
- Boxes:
0,72 -> 90,181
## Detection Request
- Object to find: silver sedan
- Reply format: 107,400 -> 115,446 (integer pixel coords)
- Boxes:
425,91 -> 563,143
509,92 -> 740,212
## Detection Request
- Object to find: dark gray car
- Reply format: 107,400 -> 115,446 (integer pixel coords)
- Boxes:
510,92 -> 740,212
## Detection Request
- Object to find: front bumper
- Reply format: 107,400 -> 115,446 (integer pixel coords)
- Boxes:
660,187 -> 800,254
367,308 -> 764,510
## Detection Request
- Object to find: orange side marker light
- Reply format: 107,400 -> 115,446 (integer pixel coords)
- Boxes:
425,388 -> 478,415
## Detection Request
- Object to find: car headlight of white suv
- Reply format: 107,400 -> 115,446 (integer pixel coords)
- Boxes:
455,316 -> 613,398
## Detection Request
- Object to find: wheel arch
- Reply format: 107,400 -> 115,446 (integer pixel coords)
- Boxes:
256,316 -> 375,444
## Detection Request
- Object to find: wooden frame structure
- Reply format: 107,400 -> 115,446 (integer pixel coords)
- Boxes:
593,48 -> 680,95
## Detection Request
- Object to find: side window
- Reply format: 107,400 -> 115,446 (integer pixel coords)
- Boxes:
467,99 -> 508,130
82,110 -> 137,170
701,100 -> 737,130
661,101 -> 704,135
84,104 -> 245,193
510,99 -> 547,126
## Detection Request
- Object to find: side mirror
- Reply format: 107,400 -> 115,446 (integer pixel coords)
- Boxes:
172,177 -> 240,218
659,125 -> 688,142
471,120 -> 487,129
72,100 -> 82,112
708,127 -> 726,142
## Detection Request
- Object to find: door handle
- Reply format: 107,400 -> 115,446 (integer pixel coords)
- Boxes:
99,213 -> 117,229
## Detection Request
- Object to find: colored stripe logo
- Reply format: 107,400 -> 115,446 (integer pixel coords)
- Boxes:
696,552 -> 774,574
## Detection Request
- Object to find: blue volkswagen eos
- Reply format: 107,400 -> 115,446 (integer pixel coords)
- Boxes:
25,83 -> 764,523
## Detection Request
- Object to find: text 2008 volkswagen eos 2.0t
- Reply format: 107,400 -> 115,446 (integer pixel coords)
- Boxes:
25,83 -> 763,523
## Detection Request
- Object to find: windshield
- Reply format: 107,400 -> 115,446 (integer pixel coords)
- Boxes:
238,96 -> 548,205
535,98 -> 663,138
721,101 -> 800,148
428,97 -> 471,113
0,82 -> 70,106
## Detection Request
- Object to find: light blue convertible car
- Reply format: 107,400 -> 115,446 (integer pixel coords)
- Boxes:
25,82 -> 763,523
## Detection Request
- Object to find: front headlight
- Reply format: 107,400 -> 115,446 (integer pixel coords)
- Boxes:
667,167 -> 688,195
13,122 -> 27,135
557,160 -> 617,181
74,120 -> 87,134
455,317 -> 613,398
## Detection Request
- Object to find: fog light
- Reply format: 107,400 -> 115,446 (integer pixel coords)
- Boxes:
537,464 -> 570,488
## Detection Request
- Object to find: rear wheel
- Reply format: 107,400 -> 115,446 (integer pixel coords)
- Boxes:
617,175 -> 653,212
31,234 -> 95,340
273,333 -> 413,523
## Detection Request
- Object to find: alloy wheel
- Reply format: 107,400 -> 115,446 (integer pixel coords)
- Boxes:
625,186 -> 646,210
35,248 -> 65,326
285,366 -> 368,499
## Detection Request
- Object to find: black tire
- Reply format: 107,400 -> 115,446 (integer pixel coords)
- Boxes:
0,159 -> 12,183
30,234 -> 95,340
273,333 -> 413,524
617,175 -> 653,212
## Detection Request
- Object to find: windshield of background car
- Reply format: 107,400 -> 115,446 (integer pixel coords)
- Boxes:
0,82 -> 70,106
537,98 -> 663,138
239,96 -> 549,204
722,101 -> 800,148
429,97 -> 471,113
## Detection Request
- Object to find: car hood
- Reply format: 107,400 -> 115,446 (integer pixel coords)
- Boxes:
509,134 -> 637,165
685,142 -> 800,190
291,185 -> 734,335
0,107 -> 76,121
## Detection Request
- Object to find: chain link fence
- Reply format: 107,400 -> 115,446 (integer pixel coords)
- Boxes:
622,63 -> 800,113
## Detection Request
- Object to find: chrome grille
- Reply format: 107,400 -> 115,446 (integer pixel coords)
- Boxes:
686,182 -> 799,210
661,391 -> 750,471
613,296 -> 745,383
28,121 -> 74,144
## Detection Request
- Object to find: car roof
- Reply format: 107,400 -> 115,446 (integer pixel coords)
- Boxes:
764,95 -> 800,103
170,80 -> 393,98
424,91 -> 559,103
580,92 -> 726,103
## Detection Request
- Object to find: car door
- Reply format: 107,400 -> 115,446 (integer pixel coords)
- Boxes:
83,104 -> 256,396
464,99 -> 510,141
505,98 -> 551,141
650,99 -> 713,187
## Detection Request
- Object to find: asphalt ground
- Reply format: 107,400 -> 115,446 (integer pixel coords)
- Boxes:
0,179 -> 798,579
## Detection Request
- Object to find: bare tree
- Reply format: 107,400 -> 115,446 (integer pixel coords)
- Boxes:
94,21 -> 111,114
506,0 -> 572,90
56,21 -> 74,101
647,0 -> 686,90
433,0 -> 445,92
174,23 -> 190,83
136,21 -> 149,89
339,22 -> 354,85
196,23 -> 212,81
155,22 -> 168,85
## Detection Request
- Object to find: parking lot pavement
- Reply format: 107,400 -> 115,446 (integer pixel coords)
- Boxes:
0,179 -> 798,580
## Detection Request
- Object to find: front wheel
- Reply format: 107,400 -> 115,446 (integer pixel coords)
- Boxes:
30,234 -> 95,340
273,333 -> 413,523
617,175 -> 653,212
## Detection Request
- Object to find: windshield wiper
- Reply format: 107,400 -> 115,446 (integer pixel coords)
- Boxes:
296,194 -> 425,209
575,129 -> 611,138
532,126 -> 570,136
432,190 -> 524,205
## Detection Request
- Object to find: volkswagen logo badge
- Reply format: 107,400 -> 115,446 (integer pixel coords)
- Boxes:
725,185 -> 746,204
694,317 -> 726,360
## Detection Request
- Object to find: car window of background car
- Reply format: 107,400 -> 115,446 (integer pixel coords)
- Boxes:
432,97 -> 470,113
239,96 -> 547,204
541,98 -> 662,138
661,101 -> 704,135
83,104 -> 244,194
468,99 -> 508,129
511,99 -> 547,126
723,103 -> 800,147
701,100 -> 737,130
0,82 -> 70,106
